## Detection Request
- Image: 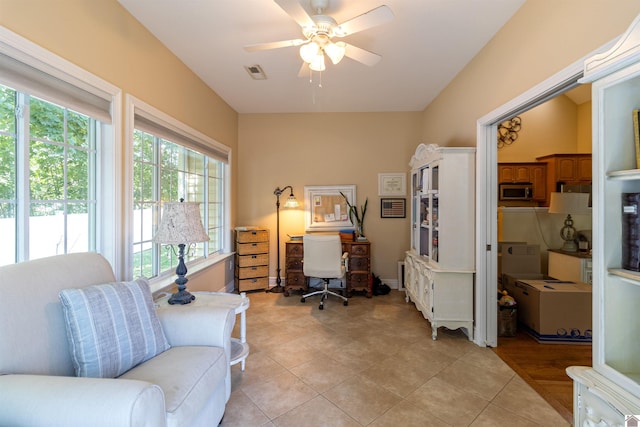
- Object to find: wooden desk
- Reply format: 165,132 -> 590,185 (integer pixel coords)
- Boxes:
284,240 -> 372,297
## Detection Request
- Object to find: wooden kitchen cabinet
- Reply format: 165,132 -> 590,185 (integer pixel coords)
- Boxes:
498,162 -> 547,202
536,153 -> 592,205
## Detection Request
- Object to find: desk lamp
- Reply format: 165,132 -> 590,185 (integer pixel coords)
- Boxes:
270,186 -> 300,293
153,199 -> 209,304
548,192 -> 591,252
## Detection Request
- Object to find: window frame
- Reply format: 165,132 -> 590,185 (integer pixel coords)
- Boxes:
125,95 -> 232,293
0,26 -> 121,271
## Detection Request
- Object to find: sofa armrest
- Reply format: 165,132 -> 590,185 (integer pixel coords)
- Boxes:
0,374 -> 166,427
157,305 -> 235,351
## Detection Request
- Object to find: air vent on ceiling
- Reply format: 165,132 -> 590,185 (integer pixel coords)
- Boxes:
244,64 -> 267,80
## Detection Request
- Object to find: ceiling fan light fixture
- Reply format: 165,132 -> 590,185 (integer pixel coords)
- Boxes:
325,41 -> 346,65
309,53 -> 326,71
300,42 -> 320,63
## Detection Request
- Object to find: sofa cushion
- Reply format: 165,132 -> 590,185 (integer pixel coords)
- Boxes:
59,279 -> 170,378
119,346 -> 227,427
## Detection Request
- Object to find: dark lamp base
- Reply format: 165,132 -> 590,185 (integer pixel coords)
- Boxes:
267,285 -> 285,293
168,289 -> 196,305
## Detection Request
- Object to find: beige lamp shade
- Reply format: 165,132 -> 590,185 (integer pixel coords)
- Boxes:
153,201 -> 209,245
548,192 -> 591,215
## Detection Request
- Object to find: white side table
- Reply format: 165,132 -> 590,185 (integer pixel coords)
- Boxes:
156,291 -> 250,370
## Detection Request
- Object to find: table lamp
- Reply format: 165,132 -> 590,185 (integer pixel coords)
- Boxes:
548,192 -> 591,252
153,199 -> 210,304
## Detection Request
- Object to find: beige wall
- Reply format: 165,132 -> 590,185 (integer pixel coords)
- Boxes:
3,0 -> 640,287
238,112 -> 422,281
577,101 -> 593,153
0,0 -> 238,290
498,95 -> 581,163
421,0 -> 640,147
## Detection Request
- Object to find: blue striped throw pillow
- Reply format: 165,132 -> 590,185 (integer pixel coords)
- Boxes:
59,279 -> 170,378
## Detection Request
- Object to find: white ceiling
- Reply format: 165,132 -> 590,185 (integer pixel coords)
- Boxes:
117,0 -> 526,114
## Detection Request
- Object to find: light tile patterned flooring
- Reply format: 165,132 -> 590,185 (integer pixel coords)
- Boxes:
222,290 -> 569,427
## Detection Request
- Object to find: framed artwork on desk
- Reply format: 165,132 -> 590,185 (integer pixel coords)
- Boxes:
378,173 -> 406,196
304,185 -> 356,232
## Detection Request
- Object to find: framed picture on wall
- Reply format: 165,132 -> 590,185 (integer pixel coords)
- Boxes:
304,185 -> 356,231
381,198 -> 406,218
378,173 -> 406,196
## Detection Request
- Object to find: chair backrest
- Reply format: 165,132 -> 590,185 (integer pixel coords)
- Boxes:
303,234 -> 344,279
0,252 -> 116,376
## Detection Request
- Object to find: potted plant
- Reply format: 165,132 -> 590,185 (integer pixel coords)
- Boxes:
341,192 -> 368,241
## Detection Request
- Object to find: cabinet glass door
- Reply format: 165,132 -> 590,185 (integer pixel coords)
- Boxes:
595,64 -> 640,397
420,193 -> 430,258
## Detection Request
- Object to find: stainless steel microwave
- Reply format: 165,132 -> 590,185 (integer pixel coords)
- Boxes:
499,182 -> 533,200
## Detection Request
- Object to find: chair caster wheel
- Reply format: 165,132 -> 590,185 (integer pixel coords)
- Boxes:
319,304 -> 324,310
301,297 -> 305,303
343,300 -> 348,306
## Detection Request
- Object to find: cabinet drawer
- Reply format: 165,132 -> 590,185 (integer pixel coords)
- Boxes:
286,243 -> 303,257
348,273 -> 370,287
236,242 -> 268,255
236,230 -> 268,243
348,244 -> 370,257
286,272 -> 306,287
235,265 -> 268,279
286,257 -> 303,271
350,257 -> 369,272
238,276 -> 268,291
237,253 -> 268,267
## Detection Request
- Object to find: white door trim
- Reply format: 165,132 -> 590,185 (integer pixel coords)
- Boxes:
473,49 -> 612,346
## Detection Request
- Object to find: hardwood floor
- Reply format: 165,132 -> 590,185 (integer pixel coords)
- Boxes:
492,330 -> 592,424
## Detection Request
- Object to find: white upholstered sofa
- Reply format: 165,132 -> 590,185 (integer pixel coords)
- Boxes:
0,252 -> 235,427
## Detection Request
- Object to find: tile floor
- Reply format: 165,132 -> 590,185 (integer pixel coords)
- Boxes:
222,289 -> 569,427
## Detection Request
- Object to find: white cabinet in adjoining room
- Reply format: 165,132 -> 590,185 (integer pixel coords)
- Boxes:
404,143 -> 475,340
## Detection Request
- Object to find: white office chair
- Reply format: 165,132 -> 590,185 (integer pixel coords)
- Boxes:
301,234 -> 349,310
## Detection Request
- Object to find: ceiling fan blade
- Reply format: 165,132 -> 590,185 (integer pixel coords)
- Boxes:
344,43 -> 381,66
297,62 -> 310,78
244,39 -> 307,52
336,5 -> 394,37
274,0 -> 315,28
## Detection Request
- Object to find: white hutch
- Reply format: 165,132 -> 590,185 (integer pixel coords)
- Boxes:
566,15 -> 640,426
404,143 -> 475,340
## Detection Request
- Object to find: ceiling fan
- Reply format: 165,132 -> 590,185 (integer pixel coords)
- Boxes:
244,0 -> 394,74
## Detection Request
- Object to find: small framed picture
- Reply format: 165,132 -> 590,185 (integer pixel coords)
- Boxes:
378,173 -> 406,196
381,198 -> 406,218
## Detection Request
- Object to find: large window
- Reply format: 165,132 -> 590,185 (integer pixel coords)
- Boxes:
130,101 -> 229,281
0,27 -> 118,270
0,84 -> 102,266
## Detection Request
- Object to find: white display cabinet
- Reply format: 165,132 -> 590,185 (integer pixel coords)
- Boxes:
566,14 -> 640,426
405,143 -> 475,340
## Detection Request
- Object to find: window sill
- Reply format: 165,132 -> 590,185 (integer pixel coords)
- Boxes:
149,252 -> 234,295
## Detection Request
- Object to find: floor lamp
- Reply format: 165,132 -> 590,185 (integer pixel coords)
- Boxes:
269,186 -> 299,293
